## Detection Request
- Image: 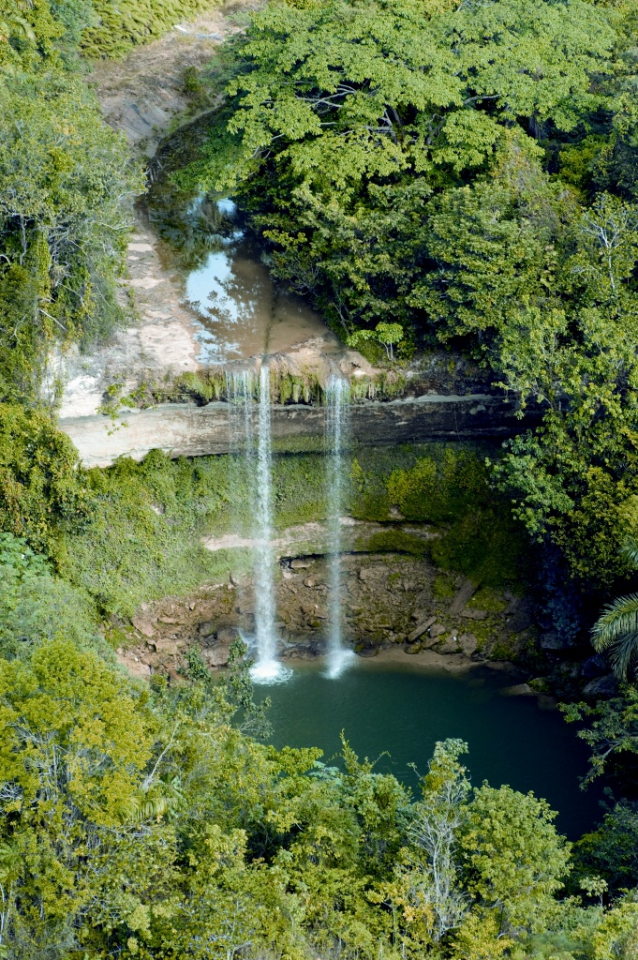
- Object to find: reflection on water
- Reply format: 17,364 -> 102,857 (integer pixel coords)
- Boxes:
184,233 -> 336,363
256,660 -> 603,839
154,192 -> 339,363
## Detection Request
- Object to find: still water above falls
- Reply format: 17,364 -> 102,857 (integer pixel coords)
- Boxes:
168,200 -> 341,363
256,660 -> 602,839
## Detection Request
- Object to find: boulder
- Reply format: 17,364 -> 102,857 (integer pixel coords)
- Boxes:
448,578 -> 479,615
460,608 -> 488,621
204,645 -> 232,668
504,598 -> 534,632
151,638 -> 181,655
581,654 -> 608,679
582,674 -> 619,698
437,638 -> 459,655
117,653 -> 151,679
358,565 -> 386,582
407,615 -> 437,644
296,644 -> 321,660
540,631 -> 572,652
502,683 -> 535,696
291,558 -> 312,570
421,633 -> 444,650
197,620 -> 215,636
501,683 -> 536,697
132,616 -> 155,638
429,623 -> 447,638
458,633 -> 478,656
404,643 -> 421,655
217,626 -> 241,645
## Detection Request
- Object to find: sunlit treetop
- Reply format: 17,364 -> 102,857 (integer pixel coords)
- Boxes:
203,0 -> 616,193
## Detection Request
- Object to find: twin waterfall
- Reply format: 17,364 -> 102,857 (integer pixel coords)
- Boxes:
227,366 -> 351,683
325,376 -> 355,679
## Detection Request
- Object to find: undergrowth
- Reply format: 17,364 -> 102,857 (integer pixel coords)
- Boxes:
54,442 -> 532,618
82,0 -> 223,59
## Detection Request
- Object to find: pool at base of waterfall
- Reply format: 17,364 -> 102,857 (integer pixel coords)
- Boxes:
254,659 -> 602,839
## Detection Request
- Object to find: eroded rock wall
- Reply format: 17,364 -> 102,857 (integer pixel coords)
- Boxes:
61,392 -> 528,467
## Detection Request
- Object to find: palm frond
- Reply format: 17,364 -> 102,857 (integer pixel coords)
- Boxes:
621,538 -> 638,570
591,594 -> 638,650
592,593 -> 638,680
608,634 -> 638,681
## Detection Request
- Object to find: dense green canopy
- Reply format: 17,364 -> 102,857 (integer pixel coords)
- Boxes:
190,0 -> 638,589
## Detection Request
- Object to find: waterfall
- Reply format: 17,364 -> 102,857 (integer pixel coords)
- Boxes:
226,365 -> 285,683
252,363 -> 283,681
325,375 -> 355,679
225,366 -> 355,681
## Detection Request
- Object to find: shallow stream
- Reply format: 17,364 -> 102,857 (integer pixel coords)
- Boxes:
148,134 -> 341,364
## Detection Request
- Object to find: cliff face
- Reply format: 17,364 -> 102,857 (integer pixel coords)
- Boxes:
60,391 -> 529,468
53,6 -> 536,469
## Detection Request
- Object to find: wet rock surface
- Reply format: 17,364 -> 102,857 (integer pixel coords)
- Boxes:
60,390 -> 529,469
114,539 -> 540,681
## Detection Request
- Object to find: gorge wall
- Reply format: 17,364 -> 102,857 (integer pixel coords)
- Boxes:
60,391 -> 528,468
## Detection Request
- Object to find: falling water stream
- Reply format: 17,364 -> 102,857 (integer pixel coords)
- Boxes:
325,375 -> 355,679
225,367 -> 353,681
226,366 -> 287,682
252,364 -> 284,682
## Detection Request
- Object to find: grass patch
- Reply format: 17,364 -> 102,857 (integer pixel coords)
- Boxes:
432,574 -> 457,601
472,586 -> 508,614
365,530 -> 430,557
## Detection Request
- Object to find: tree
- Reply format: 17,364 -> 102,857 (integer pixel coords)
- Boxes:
192,0 -> 615,334
346,322 -> 405,361
0,404 -> 90,560
0,533 -> 102,662
378,739 -> 470,951
563,686 -> 638,783
591,540 -> 638,679
0,73 -> 143,402
460,785 -> 571,937
0,640 -> 169,957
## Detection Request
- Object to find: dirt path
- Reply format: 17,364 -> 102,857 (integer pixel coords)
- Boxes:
89,1 -> 262,157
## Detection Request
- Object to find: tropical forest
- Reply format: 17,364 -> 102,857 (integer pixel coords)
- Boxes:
1,0 -> 638,957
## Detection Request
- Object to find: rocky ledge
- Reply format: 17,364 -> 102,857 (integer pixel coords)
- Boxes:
61,391 -> 529,468
114,541 -> 537,680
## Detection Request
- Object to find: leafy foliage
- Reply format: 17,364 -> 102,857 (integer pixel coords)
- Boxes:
385,447 -> 531,585
0,533 -> 101,661
0,72 -> 143,402
189,0 -> 638,595
0,637 -> 631,960
0,0 -> 145,405
0,404 -> 89,559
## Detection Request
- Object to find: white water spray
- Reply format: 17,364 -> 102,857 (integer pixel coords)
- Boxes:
226,366 -> 287,683
325,375 -> 355,679
252,364 -> 287,682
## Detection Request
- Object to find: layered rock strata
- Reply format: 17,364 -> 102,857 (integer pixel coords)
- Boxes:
61,392 -> 527,468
